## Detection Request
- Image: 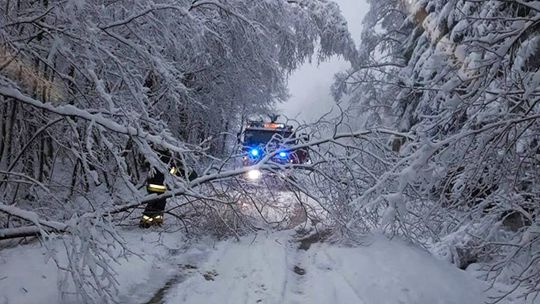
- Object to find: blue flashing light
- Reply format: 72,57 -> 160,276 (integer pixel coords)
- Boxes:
278,151 -> 288,158
250,148 -> 260,157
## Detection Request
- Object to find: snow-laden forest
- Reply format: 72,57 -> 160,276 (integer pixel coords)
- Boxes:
0,0 -> 538,303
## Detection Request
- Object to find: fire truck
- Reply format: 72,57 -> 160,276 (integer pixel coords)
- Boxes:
239,116 -> 309,179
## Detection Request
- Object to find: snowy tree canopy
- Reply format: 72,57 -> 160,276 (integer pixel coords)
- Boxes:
0,0 -> 357,220
334,0 -> 540,300
0,1 -> 357,301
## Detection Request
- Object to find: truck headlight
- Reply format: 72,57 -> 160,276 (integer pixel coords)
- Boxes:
246,169 -> 262,180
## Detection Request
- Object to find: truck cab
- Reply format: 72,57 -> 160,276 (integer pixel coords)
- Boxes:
240,119 -> 309,170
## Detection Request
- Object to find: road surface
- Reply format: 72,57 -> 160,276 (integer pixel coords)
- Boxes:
143,230 -> 487,304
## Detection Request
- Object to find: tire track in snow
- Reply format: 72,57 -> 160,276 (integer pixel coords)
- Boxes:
285,237 -> 307,304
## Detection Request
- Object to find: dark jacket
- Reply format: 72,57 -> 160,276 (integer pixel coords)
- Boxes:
146,148 -> 198,193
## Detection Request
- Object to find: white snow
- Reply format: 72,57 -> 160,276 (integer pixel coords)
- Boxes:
0,231 -> 205,304
0,229 -> 504,304
164,231 -> 487,304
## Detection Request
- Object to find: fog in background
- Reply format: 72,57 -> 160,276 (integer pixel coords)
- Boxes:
280,0 -> 369,122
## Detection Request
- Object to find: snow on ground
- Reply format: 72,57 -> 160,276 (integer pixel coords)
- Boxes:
0,230 -> 212,304
164,230 -> 487,304
0,227 -> 504,304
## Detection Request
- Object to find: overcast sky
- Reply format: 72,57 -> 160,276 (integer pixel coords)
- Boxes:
280,0 -> 369,122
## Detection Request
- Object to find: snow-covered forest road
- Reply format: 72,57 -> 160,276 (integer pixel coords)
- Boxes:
124,230 -> 486,304
0,222 -> 523,304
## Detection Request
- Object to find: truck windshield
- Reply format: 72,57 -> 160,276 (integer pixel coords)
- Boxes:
243,129 -> 293,146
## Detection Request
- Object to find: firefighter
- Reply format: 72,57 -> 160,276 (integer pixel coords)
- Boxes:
140,146 -> 197,228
